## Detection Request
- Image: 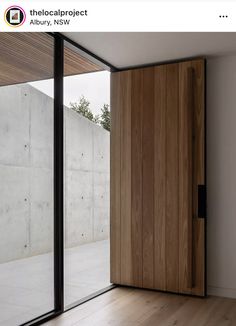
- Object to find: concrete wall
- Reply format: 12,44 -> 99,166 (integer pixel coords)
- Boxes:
65,105 -> 110,248
207,55 -> 236,298
0,84 -> 110,263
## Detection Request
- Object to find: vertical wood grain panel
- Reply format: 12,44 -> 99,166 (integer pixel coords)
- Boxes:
131,69 -> 143,287
191,59 -> 205,296
120,71 -> 132,285
154,65 -> 167,291
110,73 -> 121,284
178,61 -> 194,294
166,63 -> 179,293
142,67 -> 155,289
110,59 -> 205,296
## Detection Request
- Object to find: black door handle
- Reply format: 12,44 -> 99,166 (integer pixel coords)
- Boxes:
198,185 -> 206,218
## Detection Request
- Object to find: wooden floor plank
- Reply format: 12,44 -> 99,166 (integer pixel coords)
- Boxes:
44,288 -> 236,326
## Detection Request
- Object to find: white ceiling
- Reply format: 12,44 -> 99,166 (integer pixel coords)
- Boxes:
63,32 -> 236,69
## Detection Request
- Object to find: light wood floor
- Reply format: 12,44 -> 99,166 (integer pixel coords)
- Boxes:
44,287 -> 236,326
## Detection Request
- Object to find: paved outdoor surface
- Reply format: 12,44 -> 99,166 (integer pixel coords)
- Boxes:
0,240 -> 110,326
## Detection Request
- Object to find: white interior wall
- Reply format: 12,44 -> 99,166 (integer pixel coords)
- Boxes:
207,55 -> 236,298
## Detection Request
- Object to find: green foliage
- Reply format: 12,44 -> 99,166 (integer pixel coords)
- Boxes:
100,104 -> 110,131
69,95 -> 99,124
69,95 -> 110,132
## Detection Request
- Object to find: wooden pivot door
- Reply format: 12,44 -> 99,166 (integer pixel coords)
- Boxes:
110,59 -> 206,296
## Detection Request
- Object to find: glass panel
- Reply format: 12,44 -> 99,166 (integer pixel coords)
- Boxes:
64,42 -> 111,307
0,33 -> 54,325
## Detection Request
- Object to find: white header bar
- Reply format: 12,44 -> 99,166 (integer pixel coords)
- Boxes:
0,1 -> 235,32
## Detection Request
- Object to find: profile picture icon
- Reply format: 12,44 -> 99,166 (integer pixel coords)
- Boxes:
5,6 -> 26,27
